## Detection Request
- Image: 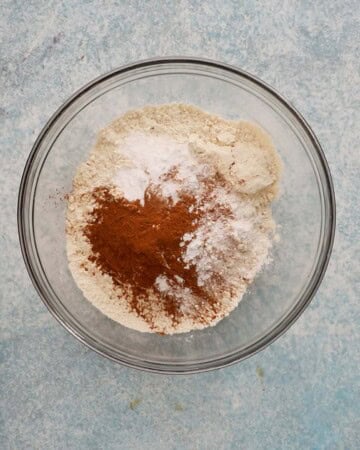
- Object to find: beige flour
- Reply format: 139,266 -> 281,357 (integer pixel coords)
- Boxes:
66,104 -> 282,334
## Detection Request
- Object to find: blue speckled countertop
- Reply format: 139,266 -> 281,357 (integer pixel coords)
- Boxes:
1,1 -> 359,449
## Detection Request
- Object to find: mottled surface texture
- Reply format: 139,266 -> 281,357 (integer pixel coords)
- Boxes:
1,1 -> 359,449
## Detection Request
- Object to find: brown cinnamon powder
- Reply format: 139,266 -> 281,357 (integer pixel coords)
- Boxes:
84,185 -> 220,327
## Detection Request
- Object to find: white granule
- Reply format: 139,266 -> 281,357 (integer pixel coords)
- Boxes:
155,275 -> 171,293
66,103 -> 282,335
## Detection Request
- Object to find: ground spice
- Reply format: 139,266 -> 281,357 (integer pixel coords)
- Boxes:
84,185 -> 219,326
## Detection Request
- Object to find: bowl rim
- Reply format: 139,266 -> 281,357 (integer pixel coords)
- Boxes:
18,56 -> 336,374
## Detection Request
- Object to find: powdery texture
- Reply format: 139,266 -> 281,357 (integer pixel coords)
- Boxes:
66,104 -> 282,334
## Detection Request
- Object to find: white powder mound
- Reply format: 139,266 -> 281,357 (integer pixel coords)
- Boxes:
113,132 -> 204,204
66,103 -> 282,335
182,199 -> 272,288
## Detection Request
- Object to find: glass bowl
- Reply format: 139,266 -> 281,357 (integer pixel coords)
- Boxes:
18,58 -> 335,374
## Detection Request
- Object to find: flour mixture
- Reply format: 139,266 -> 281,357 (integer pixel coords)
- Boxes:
66,104 -> 282,334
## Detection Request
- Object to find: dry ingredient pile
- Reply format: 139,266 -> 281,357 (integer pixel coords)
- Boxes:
66,104 -> 282,334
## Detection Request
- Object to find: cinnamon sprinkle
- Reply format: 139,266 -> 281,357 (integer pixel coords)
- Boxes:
84,176 -> 230,328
